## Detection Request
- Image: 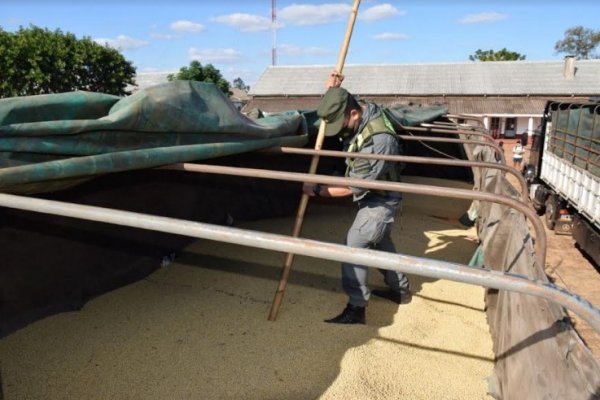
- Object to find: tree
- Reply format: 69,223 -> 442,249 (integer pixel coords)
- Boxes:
167,60 -> 231,95
0,25 -> 136,98
469,48 -> 526,61
232,77 -> 250,92
554,26 -> 600,59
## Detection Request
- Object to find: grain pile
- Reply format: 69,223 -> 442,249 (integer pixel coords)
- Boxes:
0,177 -> 494,399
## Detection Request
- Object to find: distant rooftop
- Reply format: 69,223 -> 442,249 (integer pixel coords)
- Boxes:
249,60 -> 600,97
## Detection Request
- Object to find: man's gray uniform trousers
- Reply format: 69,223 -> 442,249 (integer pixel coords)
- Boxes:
342,200 -> 410,307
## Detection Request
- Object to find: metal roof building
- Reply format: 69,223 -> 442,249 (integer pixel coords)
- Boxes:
249,59 -> 600,97
246,58 -> 600,138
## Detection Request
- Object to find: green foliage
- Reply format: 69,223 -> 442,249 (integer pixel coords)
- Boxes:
0,25 -> 136,98
469,48 -> 526,61
554,26 -> 600,59
168,60 -> 231,96
232,77 -> 250,92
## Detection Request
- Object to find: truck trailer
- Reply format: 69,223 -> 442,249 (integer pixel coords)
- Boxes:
525,100 -> 600,265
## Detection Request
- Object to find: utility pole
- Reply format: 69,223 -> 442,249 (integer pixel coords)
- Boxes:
272,0 -> 277,65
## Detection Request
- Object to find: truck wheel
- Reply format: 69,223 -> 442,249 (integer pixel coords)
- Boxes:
545,195 -> 557,230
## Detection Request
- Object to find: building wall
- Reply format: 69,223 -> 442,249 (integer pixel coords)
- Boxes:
468,115 -> 541,139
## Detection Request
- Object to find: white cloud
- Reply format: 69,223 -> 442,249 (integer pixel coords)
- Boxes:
94,35 -> 149,50
373,32 -> 409,41
279,3 -> 351,26
459,12 -> 507,24
150,32 -> 175,40
188,48 -> 243,63
279,44 -> 331,56
359,4 -> 405,22
211,13 -> 276,32
170,20 -> 205,33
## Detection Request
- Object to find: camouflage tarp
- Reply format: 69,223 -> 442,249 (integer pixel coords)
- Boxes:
384,104 -> 449,128
0,80 -> 450,195
0,80 -> 309,194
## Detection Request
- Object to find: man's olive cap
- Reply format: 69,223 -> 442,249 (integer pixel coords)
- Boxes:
317,87 -> 349,137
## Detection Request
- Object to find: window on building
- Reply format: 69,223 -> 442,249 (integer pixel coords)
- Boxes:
504,118 -> 516,138
490,118 -> 500,138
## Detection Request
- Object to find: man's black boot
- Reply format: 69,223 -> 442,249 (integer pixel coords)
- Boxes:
324,304 -> 366,324
371,289 -> 412,305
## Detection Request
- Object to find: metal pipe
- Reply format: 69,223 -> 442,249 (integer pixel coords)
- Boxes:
404,126 -> 494,142
399,135 -> 505,163
0,193 -> 595,332
428,121 -> 465,127
428,121 -> 481,130
446,114 -> 486,127
265,146 -> 529,199
443,115 -> 494,135
430,121 -> 487,132
408,123 -> 498,146
163,163 -> 546,267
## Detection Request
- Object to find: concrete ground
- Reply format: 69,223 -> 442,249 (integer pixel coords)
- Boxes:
0,177 -> 495,400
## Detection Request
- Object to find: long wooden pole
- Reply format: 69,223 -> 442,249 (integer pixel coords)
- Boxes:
268,0 -> 361,321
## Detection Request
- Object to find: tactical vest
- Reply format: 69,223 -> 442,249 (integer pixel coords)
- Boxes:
345,111 -> 404,189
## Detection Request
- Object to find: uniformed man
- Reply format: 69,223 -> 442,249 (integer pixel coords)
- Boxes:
304,76 -> 411,325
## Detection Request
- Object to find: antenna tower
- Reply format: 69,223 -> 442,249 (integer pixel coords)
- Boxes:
272,0 -> 277,65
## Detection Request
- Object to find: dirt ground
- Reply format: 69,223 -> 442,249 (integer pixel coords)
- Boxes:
502,138 -> 600,359
0,177 -> 495,400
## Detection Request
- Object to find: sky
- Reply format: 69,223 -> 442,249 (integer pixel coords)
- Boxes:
2,0 -> 599,87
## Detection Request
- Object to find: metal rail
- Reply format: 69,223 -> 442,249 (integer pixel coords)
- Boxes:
446,114 -> 487,127
427,121 -> 469,128
441,115 -> 501,141
162,163 -> 546,267
397,135 -> 505,163
0,192 -> 596,333
442,116 -> 498,136
263,146 -> 529,199
411,125 -> 494,141
429,121 -> 487,132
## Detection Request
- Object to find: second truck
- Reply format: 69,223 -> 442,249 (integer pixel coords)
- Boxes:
524,100 -> 600,266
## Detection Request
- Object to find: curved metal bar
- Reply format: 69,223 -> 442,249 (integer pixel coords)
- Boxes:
399,135 -> 506,164
446,114 -> 486,127
264,146 -> 529,199
419,121 -> 497,141
426,121 -> 458,127
428,121 -> 483,130
163,163 -> 546,267
406,126 -> 495,142
444,115 -> 497,136
0,193 -> 595,332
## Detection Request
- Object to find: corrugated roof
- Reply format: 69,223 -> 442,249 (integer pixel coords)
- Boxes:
230,87 -> 250,101
245,95 -> 592,115
249,60 -> 600,96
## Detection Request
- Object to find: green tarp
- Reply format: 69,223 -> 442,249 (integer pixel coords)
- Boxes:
0,81 -> 309,194
0,80 -> 449,194
384,104 -> 449,128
